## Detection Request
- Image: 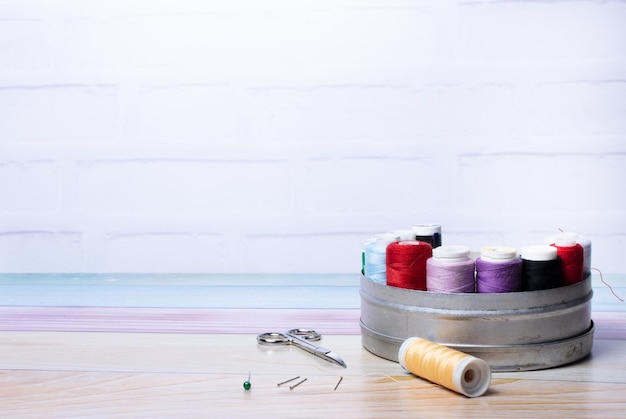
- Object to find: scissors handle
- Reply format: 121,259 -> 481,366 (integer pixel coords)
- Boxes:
256,329 -> 321,345
286,328 -> 321,341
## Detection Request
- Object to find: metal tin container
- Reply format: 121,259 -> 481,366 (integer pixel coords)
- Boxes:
360,274 -> 594,371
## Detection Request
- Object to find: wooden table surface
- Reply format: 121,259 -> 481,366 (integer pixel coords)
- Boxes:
2,274 -> 625,418
2,331 -> 625,418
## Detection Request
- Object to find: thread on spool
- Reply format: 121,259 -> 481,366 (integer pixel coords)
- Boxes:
363,233 -> 400,284
398,337 -> 491,398
364,241 -> 387,284
475,247 -> 522,293
426,245 -> 476,293
578,237 -> 592,279
521,245 -> 562,291
386,240 -> 432,290
412,224 -> 442,248
550,233 -> 584,286
546,231 -> 592,279
389,229 -> 418,241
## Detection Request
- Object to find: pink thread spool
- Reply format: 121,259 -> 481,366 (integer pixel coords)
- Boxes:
426,245 -> 476,293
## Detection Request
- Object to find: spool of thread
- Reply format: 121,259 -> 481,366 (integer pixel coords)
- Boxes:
389,229 -> 418,241
386,240 -> 432,290
520,245 -> 562,291
361,237 -> 373,274
363,233 -> 400,284
398,337 -> 491,398
550,233 -> 584,286
411,224 -> 442,248
426,245 -> 476,293
578,236 -> 592,279
546,232 -> 591,280
475,247 -> 522,293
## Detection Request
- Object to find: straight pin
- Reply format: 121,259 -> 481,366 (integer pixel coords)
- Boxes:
289,377 -> 307,390
334,376 -> 343,391
243,371 -> 251,390
277,376 -> 300,387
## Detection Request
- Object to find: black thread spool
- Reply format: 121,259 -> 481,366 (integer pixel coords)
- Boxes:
412,224 -> 442,248
521,245 -> 563,291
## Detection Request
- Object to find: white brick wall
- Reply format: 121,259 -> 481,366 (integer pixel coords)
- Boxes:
0,0 -> 625,274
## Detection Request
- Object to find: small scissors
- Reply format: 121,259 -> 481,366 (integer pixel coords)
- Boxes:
257,328 -> 347,368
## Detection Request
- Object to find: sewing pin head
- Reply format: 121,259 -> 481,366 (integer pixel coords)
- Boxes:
243,371 -> 251,390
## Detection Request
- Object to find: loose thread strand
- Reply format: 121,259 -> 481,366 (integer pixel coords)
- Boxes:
594,267 -> 624,302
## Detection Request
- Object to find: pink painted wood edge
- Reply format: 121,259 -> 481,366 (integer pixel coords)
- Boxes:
0,307 -> 361,334
1,307 -> 624,340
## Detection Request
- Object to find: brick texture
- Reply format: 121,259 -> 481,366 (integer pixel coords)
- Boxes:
0,1 -> 624,274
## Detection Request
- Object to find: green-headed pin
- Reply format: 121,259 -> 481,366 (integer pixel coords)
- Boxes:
243,371 -> 251,390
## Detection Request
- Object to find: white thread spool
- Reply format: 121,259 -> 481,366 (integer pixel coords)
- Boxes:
389,229 -> 418,241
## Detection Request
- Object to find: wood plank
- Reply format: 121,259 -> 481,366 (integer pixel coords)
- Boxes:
1,332 -> 625,418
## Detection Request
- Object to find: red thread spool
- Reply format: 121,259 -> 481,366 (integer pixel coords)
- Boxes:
550,234 -> 584,286
386,240 -> 432,290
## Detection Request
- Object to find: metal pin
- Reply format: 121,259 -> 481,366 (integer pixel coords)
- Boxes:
243,371 -> 251,390
277,376 -> 300,387
289,377 -> 307,390
334,376 -> 343,391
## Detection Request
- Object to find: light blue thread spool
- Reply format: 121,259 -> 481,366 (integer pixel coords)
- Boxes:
363,233 -> 400,284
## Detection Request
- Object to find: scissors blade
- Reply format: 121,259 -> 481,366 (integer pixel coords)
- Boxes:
287,332 -> 348,368
322,350 -> 347,368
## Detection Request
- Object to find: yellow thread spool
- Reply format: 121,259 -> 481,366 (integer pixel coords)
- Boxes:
398,337 -> 491,397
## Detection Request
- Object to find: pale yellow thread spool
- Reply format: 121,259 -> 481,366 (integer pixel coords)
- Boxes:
398,337 -> 491,397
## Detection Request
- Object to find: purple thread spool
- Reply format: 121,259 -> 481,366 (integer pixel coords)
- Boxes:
426,245 -> 476,293
476,247 -> 522,293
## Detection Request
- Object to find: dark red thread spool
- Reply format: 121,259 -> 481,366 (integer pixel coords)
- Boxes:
386,240 -> 432,290
550,234 -> 584,286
